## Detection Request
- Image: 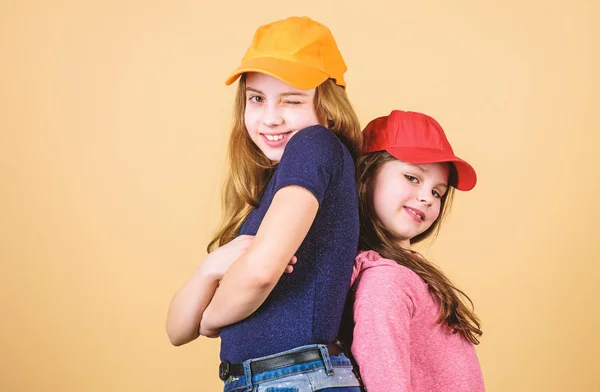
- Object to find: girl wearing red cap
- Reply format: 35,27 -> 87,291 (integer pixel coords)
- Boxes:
166,17 -> 363,391
340,110 -> 485,391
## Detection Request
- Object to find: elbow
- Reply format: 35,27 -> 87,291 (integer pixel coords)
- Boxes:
166,323 -> 183,346
166,328 -> 197,347
246,264 -> 280,290
166,319 -> 198,347
168,334 -> 185,347
255,275 -> 276,291
166,328 -> 185,346
243,252 -> 285,290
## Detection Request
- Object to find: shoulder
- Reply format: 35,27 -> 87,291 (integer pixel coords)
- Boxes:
352,250 -> 427,318
283,125 -> 342,159
288,125 -> 340,145
353,250 -> 425,289
272,126 -> 348,202
277,126 -> 346,189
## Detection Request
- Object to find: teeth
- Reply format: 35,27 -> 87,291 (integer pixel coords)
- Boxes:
408,208 -> 423,220
265,134 -> 284,141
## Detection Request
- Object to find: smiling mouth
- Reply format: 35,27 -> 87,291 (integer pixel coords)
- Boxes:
261,131 -> 293,144
263,133 -> 287,141
405,207 -> 425,221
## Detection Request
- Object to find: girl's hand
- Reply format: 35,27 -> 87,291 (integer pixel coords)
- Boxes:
202,235 -> 298,280
200,325 -> 221,339
203,235 -> 254,279
198,237 -> 297,338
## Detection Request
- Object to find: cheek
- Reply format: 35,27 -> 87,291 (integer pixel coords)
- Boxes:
243,110 -> 250,128
371,183 -> 394,222
286,107 -> 319,126
244,106 -> 260,128
430,203 -> 442,221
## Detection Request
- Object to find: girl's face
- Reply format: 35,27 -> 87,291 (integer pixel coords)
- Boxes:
371,159 -> 450,249
244,72 -> 321,162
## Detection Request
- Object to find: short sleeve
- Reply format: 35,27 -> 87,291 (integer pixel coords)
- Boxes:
273,125 -> 344,204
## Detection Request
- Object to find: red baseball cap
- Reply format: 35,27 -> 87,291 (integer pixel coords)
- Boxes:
362,110 -> 477,191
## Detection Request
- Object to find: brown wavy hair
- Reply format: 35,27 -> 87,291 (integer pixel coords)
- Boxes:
346,151 -> 482,345
207,75 -> 362,252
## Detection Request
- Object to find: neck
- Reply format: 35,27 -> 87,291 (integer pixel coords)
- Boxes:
397,238 -> 411,251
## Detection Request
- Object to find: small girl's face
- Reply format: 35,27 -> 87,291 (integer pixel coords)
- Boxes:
244,72 -> 321,162
372,160 -> 450,249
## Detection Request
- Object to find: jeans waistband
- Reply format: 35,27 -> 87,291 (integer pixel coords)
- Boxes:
219,343 -> 342,380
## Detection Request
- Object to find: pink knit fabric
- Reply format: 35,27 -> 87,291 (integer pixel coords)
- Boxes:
350,250 -> 485,392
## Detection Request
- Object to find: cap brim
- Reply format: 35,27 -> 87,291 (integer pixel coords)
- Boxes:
225,57 -> 330,90
385,147 -> 477,191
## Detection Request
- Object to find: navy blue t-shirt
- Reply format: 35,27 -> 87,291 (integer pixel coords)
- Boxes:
219,125 -> 359,363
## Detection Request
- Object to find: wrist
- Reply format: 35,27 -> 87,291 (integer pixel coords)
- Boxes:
199,316 -> 220,338
199,255 -> 222,281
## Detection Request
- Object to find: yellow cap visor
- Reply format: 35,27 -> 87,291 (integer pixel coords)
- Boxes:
225,56 -> 331,90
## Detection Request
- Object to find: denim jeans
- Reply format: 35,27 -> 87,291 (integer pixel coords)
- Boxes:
222,344 -> 362,392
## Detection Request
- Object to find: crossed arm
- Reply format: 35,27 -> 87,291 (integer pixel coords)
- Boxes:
166,185 -> 318,345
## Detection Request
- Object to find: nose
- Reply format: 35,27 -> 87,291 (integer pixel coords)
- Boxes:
262,102 -> 283,127
416,190 -> 433,206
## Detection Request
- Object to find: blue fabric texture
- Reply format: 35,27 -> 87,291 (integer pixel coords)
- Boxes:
219,126 -> 359,363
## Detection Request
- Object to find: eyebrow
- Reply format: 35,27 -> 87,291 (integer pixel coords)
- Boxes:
412,164 -> 429,172
245,87 -> 310,97
406,163 -> 428,172
406,163 -> 449,189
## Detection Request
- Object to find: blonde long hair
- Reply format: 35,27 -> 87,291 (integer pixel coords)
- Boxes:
207,75 -> 361,252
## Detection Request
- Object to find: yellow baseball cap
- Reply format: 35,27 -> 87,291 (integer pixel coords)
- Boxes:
225,16 -> 347,89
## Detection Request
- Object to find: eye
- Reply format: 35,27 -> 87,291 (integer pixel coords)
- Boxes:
284,100 -> 302,105
248,95 -> 264,103
404,174 -> 419,183
432,190 -> 442,199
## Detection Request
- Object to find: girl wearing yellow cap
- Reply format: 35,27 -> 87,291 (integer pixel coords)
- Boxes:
167,16 -> 363,391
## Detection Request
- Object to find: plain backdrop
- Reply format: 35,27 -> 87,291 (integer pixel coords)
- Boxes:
1,0 -> 598,391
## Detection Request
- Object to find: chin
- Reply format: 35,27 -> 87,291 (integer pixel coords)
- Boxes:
265,151 -> 283,162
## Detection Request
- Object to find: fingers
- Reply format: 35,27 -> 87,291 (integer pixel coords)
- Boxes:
284,256 -> 298,274
200,326 -> 221,338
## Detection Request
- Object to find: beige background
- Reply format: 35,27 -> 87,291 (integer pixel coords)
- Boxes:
1,0 -> 598,391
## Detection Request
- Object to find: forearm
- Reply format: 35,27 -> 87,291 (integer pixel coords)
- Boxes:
166,263 -> 220,346
200,252 -> 280,333
201,186 -> 318,333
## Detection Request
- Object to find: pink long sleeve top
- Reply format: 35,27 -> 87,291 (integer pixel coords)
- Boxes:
350,250 -> 485,392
